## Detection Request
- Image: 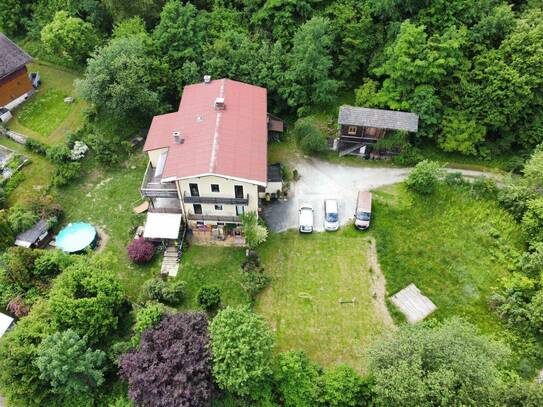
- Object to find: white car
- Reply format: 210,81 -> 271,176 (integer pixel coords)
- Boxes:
298,204 -> 314,233
323,199 -> 339,231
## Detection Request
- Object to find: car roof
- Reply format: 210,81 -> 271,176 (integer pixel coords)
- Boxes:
357,191 -> 372,211
324,199 -> 338,212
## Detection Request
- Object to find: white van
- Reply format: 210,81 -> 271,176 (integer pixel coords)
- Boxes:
299,204 -> 314,233
324,199 -> 339,231
355,191 -> 372,230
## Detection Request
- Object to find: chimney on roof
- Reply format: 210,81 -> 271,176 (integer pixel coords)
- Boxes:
215,97 -> 225,110
203,75 -> 211,84
172,131 -> 184,144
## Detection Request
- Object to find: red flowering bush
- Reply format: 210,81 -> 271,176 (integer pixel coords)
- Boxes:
127,238 -> 155,264
7,297 -> 30,318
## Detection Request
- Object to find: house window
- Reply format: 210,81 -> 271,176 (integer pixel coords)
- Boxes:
196,221 -> 204,226
215,204 -> 223,211
347,126 -> 357,135
193,204 -> 202,214
217,222 -> 225,226
211,184 -> 220,192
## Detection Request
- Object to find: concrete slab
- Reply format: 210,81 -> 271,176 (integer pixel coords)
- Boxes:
390,283 -> 437,323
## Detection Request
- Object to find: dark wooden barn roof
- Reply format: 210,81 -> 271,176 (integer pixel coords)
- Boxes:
338,106 -> 419,132
0,33 -> 32,80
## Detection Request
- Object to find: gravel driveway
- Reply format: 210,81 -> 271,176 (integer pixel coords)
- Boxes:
261,158 -> 498,232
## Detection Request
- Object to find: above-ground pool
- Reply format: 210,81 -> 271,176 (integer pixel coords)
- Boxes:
56,222 -> 97,253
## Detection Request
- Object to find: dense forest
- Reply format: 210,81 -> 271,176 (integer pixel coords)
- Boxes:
2,0 -> 543,159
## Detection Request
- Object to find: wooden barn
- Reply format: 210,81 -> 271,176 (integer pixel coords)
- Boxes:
337,106 -> 419,157
0,33 -> 33,110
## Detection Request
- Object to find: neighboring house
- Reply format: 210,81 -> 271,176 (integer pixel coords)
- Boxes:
0,33 -> 33,110
14,219 -> 50,248
0,312 -> 14,338
337,106 -> 419,157
141,77 -> 281,240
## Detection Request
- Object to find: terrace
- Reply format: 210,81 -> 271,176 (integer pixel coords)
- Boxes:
140,161 -> 178,199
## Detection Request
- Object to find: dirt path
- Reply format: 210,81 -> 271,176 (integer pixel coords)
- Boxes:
366,237 -> 395,329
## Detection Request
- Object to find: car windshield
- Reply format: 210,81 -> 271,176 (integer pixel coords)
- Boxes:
325,212 -> 338,222
357,211 -> 371,221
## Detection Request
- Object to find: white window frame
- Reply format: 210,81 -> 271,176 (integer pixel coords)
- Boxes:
347,126 -> 357,135
214,204 -> 223,211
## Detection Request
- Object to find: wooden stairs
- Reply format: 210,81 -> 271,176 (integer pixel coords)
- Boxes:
160,244 -> 179,277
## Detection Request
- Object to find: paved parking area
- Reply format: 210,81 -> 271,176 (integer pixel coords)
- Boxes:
261,158 -> 410,232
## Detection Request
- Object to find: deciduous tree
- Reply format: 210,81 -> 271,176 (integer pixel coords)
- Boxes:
120,312 -> 213,407
209,305 -> 274,399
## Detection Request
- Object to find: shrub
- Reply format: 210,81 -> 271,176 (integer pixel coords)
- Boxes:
161,280 -> 186,304
70,141 -> 89,160
528,290 -> 543,335
275,351 -> 320,407
241,269 -> 270,300
209,305 -> 274,399
25,139 -> 47,155
498,177 -> 537,221
143,278 -> 186,305
3,171 -> 25,195
27,195 -> 63,219
293,117 -> 327,154
143,278 -> 168,301
318,365 -> 374,407
85,134 -> 129,166
0,187 -> 6,208
52,162 -> 81,187
444,171 -> 467,187
197,286 -> 221,311
393,144 -> 423,166
405,160 -> 444,195
46,143 -> 71,164
521,198 -> 543,245
240,212 -> 268,249
7,205 -> 38,235
127,238 -> 155,264
7,296 -> 30,318
132,303 -> 165,346
470,176 -> 498,199
0,210 -> 14,250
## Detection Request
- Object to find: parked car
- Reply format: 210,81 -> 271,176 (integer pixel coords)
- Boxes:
324,199 -> 339,231
299,204 -> 314,233
355,191 -> 372,230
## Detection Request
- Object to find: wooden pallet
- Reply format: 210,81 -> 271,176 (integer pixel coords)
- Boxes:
390,283 -> 437,323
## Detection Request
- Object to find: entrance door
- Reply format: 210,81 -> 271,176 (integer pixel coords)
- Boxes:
236,205 -> 244,216
193,204 -> 202,214
189,183 -> 199,197
234,185 -> 244,199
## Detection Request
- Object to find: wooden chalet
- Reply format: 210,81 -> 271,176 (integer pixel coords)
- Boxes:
337,106 -> 419,157
0,33 -> 33,109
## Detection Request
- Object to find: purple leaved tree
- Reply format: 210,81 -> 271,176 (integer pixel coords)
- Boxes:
120,312 -> 214,407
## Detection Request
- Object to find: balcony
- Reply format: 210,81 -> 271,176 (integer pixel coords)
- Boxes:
140,162 -> 178,198
187,214 -> 241,223
183,194 -> 249,205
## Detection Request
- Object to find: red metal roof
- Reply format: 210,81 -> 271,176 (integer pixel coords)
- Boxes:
143,79 -> 268,185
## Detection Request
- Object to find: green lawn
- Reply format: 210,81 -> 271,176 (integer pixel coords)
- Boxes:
0,137 -> 54,207
54,153 -> 158,300
7,61 -> 85,144
371,183 -> 523,334
177,246 -> 250,309
256,230 -> 393,372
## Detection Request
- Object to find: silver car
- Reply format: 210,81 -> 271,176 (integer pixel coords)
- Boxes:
324,199 -> 339,231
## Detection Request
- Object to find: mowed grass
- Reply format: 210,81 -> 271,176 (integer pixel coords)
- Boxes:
177,246 -> 250,309
0,137 -> 54,206
256,230 -> 393,372
372,184 -> 524,334
8,62 -> 85,143
54,153 -> 158,300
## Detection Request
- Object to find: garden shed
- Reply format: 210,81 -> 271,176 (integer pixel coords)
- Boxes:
337,106 -> 419,157
14,219 -> 50,248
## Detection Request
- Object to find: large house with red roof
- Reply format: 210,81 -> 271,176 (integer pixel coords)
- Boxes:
140,77 -> 278,240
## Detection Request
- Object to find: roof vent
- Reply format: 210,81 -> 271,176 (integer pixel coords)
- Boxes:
172,131 -> 184,144
215,97 -> 225,110
203,75 -> 211,84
